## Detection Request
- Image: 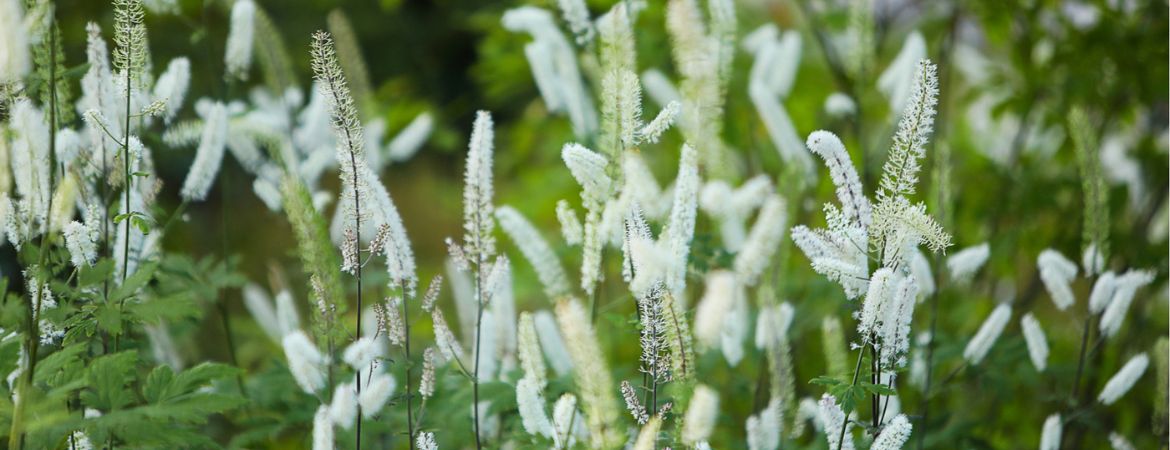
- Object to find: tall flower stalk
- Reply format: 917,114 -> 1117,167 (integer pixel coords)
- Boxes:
311,30 -> 368,449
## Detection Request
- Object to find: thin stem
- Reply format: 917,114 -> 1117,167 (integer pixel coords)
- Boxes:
402,289 -> 415,449
835,348 -> 867,450
1070,315 -> 1093,402
472,261 -> 485,450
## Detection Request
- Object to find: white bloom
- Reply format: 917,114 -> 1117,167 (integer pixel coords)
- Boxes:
1088,271 -> 1117,314
556,200 -> 583,245
1020,313 -> 1050,371
819,394 -> 855,450
180,101 -> 228,201
755,302 -> 794,349
807,131 -> 870,227
562,143 -> 612,204
551,394 -> 585,448
1039,414 -> 1061,450
872,414 -> 912,450
1098,353 -> 1149,405
641,69 -> 681,106
329,382 -> 358,429
1099,269 -> 1155,337
312,405 -> 334,450
152,57 -> 190,122
358,373 -> 396,418
734,195 -> 787,285
824,92 -> 857,118
683,385 -> 719,445
274,290 -> 299,337
0,0 -> 30,82
664,143 -> 700,297
963,304 -> 1011,365
225,0 -> 255,79
386,112 -> 433,162
909,249 -> 935,298
243,284 -> 281,342
63,220 -> 99,268
556,0 -> 594,44
1109,432 -> 1135,450
462,110 -> 496,260
534,310 -> 573,376
1037,249 -> 1078,310
431,308 -> 464,363
516,376 -> 554,438
496,206 -> 571,298
746,399 -> 781,450
518,312 -> 547,387
1082,243 -> 1105,276
946,242 -> 990,281
342,337 -> 384,372
694,271 -> 740,350
877,31 -> 926,114
282,331 -> 328,394
416,432 -> 437,450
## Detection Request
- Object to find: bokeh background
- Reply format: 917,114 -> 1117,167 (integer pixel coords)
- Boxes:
27,0 -> 1170,447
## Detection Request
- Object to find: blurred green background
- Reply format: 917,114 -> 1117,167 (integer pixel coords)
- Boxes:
30,0 -> 1169,448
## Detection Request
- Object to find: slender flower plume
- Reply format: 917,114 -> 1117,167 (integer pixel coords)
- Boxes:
224,0 -> 256,80
1039,414 -> 1061,450
963,303 -> 1011,365
1020,313 -> 1050,371
1098,353 -> 1149,405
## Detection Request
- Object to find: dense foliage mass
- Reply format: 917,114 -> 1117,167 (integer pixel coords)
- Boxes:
0,0 -> 1166,449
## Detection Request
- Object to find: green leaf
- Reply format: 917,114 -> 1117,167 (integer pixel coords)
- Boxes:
810,375 -> 844,386
110,261 -> 159,302
81,351 -> 138,411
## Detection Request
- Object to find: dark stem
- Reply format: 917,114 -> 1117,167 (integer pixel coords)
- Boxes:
472,260 -> 485,450
835,348 -> 867,450
402,289 -> 415,449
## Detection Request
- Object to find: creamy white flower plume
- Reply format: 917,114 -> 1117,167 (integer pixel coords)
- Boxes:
807,131 -> 870,228
1021,313 -> 1050,372
552,394 -> 586,448
909,249 -> 935,298
517,312 -> 547,387
416,432 -> 437,450
180,101 -> 228,201
555,299 -> 620,447
534,310 -> 573,376
819,394 -> 855,450
329,382 -> 357,429
0,0 -> 31,83
282,331 -> 328,393
1109,432 -> 1136,450
734,195 -> 787,285
556,200 -> 583,245
872,414 -> 912,450
517,376 -> 555,438
877,31 -> 926,114
359,372 -> 396,418
1038,249 -> 1078,310
63,206 -> 100,268
152,57 -> 190,123
963,303 -> 1011,365
824,92 -> 857,118
463,110 -> 496,260
664,143 -> 700,297
224,0 -> 255,80
562,143 -> 612,204
342,336 -> 384,372
431,308 -> 464,363
1098,353 -> 1149,405
243,284 -> 281,342
947,242 -> 990,281
10,99 -> 51,225
632,416 -> 662,450
1039,414 -> 1061,450
1088,271 -> 1118,314
496,206 -> 571,299
1099,269 -> 1155,338
312,405 -> 333,450
878,58 -> 938,203
386,112 -> 434,163
694,270 -> 740,350
556,0 -> 594,45
683,384 -> 719,445
746,398 -> 781,450
502,6 -> 598,137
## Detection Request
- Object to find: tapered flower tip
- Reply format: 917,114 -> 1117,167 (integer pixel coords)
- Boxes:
806,130 -> 846,157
